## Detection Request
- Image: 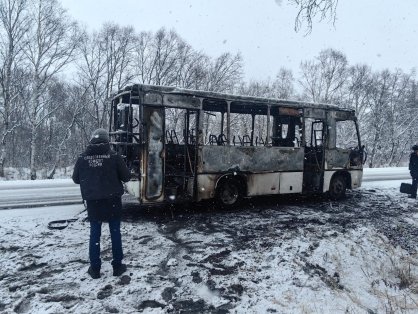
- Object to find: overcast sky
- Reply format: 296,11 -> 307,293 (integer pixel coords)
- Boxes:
60,0 -> 418,81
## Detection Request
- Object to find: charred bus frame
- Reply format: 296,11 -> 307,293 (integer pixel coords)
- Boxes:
110,84 -> 365,206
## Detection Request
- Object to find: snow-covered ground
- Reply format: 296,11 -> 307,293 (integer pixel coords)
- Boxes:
1,171 -> 418,313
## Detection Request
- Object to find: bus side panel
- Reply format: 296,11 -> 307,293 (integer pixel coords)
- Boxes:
196,174 -> 218,201
323,171 -> 336,192
247,172 -> 303,196
322,170 -> 363,192
279,172 -> 303,193
325,149 -> 350,169
199,146 -> 304,173
350,170 -> 363,188
247,173 -> 281,196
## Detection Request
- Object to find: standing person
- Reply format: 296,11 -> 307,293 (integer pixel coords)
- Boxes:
409,144 -> 418,199
72,128 -> 131,279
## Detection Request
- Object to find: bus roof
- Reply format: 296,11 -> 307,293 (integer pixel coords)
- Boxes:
113,84 -> 354,113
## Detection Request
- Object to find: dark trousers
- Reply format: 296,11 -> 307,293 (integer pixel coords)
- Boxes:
89,218 -> 123,269
412,177 -> 418,198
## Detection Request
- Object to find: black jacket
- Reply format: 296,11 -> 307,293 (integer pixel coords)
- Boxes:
409,152 -> 418,178
72,143 -> 130,201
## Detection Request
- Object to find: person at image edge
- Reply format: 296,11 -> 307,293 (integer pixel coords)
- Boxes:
409,144 -> 418,199
72,128 -> 130,279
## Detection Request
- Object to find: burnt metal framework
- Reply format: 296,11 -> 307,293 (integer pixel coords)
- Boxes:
110,84 -> 364,204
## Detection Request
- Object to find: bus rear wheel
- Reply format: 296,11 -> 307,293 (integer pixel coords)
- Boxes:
329,175 -> 347,200
216,179 -> 242,207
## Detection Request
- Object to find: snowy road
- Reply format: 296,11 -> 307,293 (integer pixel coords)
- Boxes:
0,167 -> 411,209
361,166 -> 410,182
0,179 -> 82,209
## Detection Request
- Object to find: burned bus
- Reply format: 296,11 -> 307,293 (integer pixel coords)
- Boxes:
110,84 -> 365,206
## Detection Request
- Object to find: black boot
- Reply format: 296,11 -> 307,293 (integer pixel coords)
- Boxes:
88,266 -> 101,279
113,264 -> 127,276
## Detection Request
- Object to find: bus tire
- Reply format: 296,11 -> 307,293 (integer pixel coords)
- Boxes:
328,175 -> 347,200
216,179 -> 242,208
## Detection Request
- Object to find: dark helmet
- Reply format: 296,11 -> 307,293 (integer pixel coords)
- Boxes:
90,128 -> 109,144
413,144 -> 418,151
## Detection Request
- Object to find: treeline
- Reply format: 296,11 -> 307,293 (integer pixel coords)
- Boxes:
0,0 -> 417,179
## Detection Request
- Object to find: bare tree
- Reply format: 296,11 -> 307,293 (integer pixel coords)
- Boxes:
202,52 -> 243,93
237,80 -> 271,98
134,28 -> 187,86
299,59 -> 321,101
133,28 -> 243,93
23,0 -> 79,179
44,83 -> 85,178
78,23 -> 136,129
289,0 -> 339,33
152,28 -> 183,86
0,0 -> 28,176
273,67 -> 295,99
382,70 -> 416,166
365,70 -> 417,167
101,23 -> 136,94
77,29 -> 107,129
299,48 -> 347,103
173,43 -> 208,89
236,68 -> 295,100
2,67 -> 29,170
345,64 -> 373,118
134,31 -> 153,84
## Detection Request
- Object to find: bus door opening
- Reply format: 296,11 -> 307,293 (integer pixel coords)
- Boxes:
164,107 -> 198,201
112,100 -> 141,177
143,106 -> 164,200
303,118 -> 326,193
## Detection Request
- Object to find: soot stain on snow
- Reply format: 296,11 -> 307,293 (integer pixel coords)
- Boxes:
161,286 -> 176,302
118,274 -> 131,285
136,299 -> 165,311
43,293 -> 82,303
37,267 -> 65,279
301,260 -> 344,290
14,297 -> 32,314
97,284 -> 113,300
18,262 -> 48,271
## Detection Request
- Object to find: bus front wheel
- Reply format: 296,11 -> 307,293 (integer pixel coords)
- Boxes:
329,175 -> 347,200
216,179 -> 242,207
